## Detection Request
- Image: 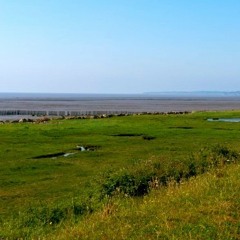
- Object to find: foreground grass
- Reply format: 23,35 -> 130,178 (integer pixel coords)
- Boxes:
1,111 -> 240,238
49,163 -> 240,240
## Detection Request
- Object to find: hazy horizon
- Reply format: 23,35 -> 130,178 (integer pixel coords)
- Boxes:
1,91 -> 240,97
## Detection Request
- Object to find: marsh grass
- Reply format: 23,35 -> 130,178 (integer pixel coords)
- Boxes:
1,111 -> 240,238
1,145 -> 239,239
47,163 -> 240,240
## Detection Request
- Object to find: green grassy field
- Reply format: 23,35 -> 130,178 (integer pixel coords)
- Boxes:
0,111 -> 240,239
48,163 -> 240,240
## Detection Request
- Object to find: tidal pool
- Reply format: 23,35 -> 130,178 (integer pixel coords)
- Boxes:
208,118 -> 240,122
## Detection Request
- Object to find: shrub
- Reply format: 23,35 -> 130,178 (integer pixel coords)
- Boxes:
211,144 -> 238,161
49,207 -> 68,224
101,145 -> 239,198
101,160 -> 159,197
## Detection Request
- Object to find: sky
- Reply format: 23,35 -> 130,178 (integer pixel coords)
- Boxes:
0,0 -> 240,94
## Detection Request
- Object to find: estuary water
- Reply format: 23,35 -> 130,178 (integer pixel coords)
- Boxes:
0,93 -> 240,120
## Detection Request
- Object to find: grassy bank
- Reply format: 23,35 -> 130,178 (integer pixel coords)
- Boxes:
1,111 -> 240,238
48,163 -> 240,240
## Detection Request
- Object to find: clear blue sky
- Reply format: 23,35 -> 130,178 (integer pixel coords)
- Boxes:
0,0 -> 239,93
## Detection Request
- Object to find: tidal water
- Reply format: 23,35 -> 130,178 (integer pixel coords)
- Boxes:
0,93 -> 240,120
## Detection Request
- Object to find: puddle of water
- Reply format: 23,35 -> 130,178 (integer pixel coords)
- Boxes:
76,145 -> 99,151
76,146 -> 86,151
34,145 -> 98,159
207,118 -> 240,123
63,153 -> 75,157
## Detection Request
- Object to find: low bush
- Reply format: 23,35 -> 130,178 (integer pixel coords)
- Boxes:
101,145 -> 239,197
101,167 -> 156,197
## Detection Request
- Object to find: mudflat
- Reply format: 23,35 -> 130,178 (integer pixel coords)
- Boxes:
0,95 -> 240,114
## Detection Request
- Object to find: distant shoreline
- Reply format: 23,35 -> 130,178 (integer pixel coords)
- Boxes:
1,92 -> 240,100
